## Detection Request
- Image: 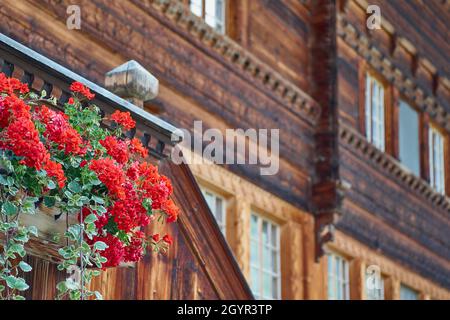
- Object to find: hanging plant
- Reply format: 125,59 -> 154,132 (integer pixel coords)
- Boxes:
0,74 -> 179,300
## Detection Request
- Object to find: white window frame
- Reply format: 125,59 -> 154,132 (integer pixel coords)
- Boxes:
327,252 -> 350,300
365,74 -> 385,151
201,188 -> 226,235
189,0 -> 226,34
249,213 -> 281,300
429,126 -> 446,194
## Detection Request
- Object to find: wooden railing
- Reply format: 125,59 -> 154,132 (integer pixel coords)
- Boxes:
0,33 -> 182,159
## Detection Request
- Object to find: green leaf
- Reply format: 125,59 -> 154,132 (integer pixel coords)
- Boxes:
5,276 -> 16,289
28,226 -> 38,237
0,175 -> 8,185
12,295 -> 25,300
14,278 -> 29,291
91,196 -> 104,204
84,213 -> 97,224
47,180 -> 56,190
93,241 -> 108,251
44,196 -> 56,208
68,181 -> 82,193
2,201 -> 17,215
18,261 -> 32,272
69,290 -> 81,300
56,281 -> 68,293
96,205 -> 107,214
65,278 -> 79,291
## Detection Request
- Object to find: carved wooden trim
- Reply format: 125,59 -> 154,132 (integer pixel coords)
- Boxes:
339,122 -> 450,214
133,0 -> 321,125
337,15 -> 450,133
329,231 -> 450,299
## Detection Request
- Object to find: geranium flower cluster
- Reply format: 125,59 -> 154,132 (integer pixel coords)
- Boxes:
0,75 -> 179,269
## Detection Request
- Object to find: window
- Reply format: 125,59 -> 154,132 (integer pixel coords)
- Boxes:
365,273 -> 384,300
398,101 -> 421,176
365,74 -> 385,151
327,252 -> 350,300
249,213 -> 281,300
189,0 -> 226,34
400,284 -> 418,300
429,126 -> 446,194
201,188 -> 226,234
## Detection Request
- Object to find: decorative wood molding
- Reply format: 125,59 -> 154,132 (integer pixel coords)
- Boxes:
329,231 -> 450,299
134,0 -> 321,125
337,15 -> 450,133
339,122 -> 450,214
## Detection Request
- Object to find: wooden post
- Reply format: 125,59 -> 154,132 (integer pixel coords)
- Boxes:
384,277 -> 400,300
105,60 -> 159,108
227,196 -> 251,278
349,258 -> 365,300
281,221 -> 304,299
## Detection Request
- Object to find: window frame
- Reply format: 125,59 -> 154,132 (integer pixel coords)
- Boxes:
249,212 -> 281,300
395,97 -> 423,177
427,123 -> 447,195
326,251 -> 350,300
187,0 -> 227,34
200,187 -> 227,235
359,66 -> 392,153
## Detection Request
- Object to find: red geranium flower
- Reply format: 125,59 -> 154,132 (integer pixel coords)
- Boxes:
100,136 -> 129,164
70,81 -> 95,100
111,110 -> 135,130
89,158 -> 126,199
43,160 -> 67,188
162,234 -> 173,245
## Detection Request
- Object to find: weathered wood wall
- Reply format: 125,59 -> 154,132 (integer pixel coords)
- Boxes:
336,0 -> 450,288
0,0 -> 319,211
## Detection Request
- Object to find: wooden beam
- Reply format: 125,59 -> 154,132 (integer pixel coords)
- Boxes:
350,258 -> 365,300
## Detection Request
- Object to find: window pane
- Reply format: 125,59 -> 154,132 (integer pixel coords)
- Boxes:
399,101 -> 420,175
250,213 -> 280,300
365,75 -> 385,150
250,240 -> 259,264
190,0 -> 203,16
250,266 -> 260,296
215,197 -> 223,224
250,214 -> 258,238
263,245 -> 271,271
262,272 -> 272,299
201,188 -> 226,234
327,253 -> 349,300
429,127 -> 446,194
400,284 -> 418,300
262,220 -> 269,244
272,276 -> 278,299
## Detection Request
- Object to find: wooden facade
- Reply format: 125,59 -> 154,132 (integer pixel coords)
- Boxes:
0,0 -> 449,299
